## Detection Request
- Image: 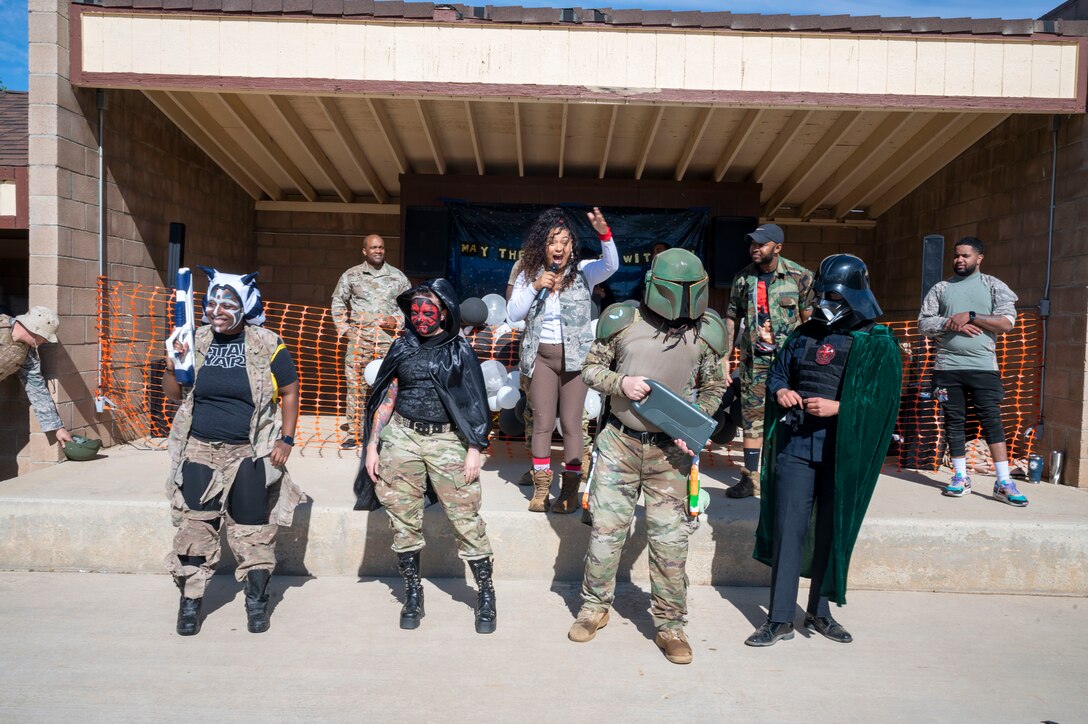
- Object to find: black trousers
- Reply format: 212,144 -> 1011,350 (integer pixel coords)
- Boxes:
768,452 -> 833,623
933,369 -> 1006,458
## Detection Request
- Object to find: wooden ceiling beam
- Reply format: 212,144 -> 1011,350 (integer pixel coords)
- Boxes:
674,107 -> 714,182
143,91 -> 263,201
714,109 -> 761,182
598,105 -> 618,180
762,111 -> 862,218
367,98 -> 409,176
865,114 -> 1009,219
831,113 -> 965,218
750,110 -> 811,185
220,93 -> 316,202
318,97 -> 388,204
634,106 -> 666,181
465,101 -> 485,175
558,102 -> 568,178
800,112 -> 912,219
514,102 -> 525,177
415,99 -> 446,175
270,95 -> 353,203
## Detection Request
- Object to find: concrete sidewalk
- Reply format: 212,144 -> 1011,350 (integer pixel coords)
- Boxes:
0,571 -> 1084,723
1,443 -> 1086,594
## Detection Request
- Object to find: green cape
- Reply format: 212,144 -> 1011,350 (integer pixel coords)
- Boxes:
753,322 -> 902,606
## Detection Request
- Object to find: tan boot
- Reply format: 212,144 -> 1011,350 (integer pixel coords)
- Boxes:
516,469 -> 534,486
726,467 -> 760,498
528,469 -> 552,512
654,627 -> 693,664
551,471 -> 581,514
568,607 -> 610,642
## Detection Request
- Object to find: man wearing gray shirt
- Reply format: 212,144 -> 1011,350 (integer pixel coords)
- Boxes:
918,237 -> 1026,507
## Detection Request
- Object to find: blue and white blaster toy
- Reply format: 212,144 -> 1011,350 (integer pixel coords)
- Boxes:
165,267 -> 196,386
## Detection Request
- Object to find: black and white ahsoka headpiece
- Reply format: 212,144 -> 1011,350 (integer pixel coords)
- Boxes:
197,266 -> 266,327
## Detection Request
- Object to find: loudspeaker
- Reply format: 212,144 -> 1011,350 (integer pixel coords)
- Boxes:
167,222 -> 185,283
920,234 -> 944,303
709,216 -> 758,288
403,206 -> 450,277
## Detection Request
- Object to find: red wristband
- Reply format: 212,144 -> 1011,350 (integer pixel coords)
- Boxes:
598,228 -> 613,241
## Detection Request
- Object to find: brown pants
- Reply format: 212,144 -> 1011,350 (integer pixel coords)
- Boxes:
529,343 -> 588,466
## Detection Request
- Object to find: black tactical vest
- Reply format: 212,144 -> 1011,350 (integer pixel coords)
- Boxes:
796,331 -> 853,401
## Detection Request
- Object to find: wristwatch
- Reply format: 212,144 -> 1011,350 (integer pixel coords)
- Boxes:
280,435 -> 295,447
968,311 -> 977,323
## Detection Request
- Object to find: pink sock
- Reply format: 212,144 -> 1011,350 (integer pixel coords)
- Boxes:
533,457 -> 550,471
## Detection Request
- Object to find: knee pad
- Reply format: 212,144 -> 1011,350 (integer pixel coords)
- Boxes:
227,458 -> 272,525
181,461 -> 223,512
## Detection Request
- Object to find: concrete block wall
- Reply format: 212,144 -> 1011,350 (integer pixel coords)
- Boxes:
871,113 -> 1088,487
21,0 -> 254,478
255,211 -> 402,308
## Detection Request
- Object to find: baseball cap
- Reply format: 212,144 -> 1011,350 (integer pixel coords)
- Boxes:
15,306 -> 60,343
745,224 -> 785,246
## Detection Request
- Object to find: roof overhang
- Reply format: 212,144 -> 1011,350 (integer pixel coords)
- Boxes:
68,4 -> 1088,224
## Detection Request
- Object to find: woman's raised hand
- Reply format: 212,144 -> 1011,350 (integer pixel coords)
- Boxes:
587,206 -> 610,236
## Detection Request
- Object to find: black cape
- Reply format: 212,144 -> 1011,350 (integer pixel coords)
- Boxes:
352,278 -> 492,510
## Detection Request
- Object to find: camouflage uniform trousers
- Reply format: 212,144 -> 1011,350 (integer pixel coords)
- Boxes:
165,439 -> 280,599
740,355 -> 773,439
344,326 -> 396,437
519,372 -> 594,468
581,425 -> 699,631
376,421 -> 492,559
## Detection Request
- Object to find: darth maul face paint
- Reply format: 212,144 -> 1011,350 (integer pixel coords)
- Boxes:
410,296 -> 443,336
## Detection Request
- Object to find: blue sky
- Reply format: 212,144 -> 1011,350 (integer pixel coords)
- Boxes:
0,0 -> 1061,92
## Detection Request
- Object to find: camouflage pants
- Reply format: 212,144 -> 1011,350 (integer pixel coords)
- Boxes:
165,439 -> 280,599
376,421 -> 492,559
740,357 -> 773,439
345,327 -> 396,437
580,425 -> 698,631
520,373 -> 594,464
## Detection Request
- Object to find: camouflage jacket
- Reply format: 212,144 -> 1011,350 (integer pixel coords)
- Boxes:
0,314 -> 64,432
727,256 -> 814,365
330,262 -> 411,336
167,324 -> 305,526
518,266 -> 594,376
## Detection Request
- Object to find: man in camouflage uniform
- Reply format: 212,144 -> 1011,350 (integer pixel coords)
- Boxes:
570,249 -> 728,665
331,234 -> 411,448
726,224 -> 813,498
0,307 -> 73,446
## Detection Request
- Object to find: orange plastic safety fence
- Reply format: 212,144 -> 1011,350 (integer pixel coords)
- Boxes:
97,277 -> 1040,471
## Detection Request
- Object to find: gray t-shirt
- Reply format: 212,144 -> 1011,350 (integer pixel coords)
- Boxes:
921,271 -> 1017,372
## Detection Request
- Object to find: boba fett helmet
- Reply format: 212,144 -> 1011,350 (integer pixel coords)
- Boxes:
63,434 -> 102,462
643,248 -> 709,321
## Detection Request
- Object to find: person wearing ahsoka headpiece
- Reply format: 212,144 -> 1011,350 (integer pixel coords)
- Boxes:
161,267 -> 305,637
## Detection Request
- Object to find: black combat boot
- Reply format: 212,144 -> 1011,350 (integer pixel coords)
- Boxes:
397,550 -> 425,630
468,557 -> 497,634
244,569 -> 272,634
174,578 -> 202,637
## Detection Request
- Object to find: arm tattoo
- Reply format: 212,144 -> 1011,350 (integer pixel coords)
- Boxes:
371,379 -> 398,437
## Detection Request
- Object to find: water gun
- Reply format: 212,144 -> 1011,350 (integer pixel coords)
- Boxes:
165,267 -> 196,385
580,447 -> 598,527
688,457 -> 700,516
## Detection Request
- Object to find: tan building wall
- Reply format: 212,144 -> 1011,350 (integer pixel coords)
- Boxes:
872,113 -> 1088,487
17,0 -> 254,478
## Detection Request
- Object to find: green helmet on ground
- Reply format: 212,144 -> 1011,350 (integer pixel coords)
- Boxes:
643,248 -> 709,321
63,435 -> 102,462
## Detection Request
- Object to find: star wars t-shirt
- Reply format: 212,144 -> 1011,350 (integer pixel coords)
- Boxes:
189,331 -> 298,444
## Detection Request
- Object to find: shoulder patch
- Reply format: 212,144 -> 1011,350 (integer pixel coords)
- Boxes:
698,309 -> 729,356
596,302 -> 639,341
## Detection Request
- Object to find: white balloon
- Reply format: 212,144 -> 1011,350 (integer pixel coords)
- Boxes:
497,385 -> 520,410
589,318 -> 599,338
506,370 -> 521,390
555,416 -> 562,436
584,390 -> 602,418
364,358 -> 384,386
493,323 -> 512,337
509,319 -> 526,331
482,293 -> 507,327
480,359 -> 507,394
487,394 -> 500,412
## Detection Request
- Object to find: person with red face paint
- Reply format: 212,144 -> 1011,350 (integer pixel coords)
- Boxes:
355,279 -> 496,633
507,207 -> 619,514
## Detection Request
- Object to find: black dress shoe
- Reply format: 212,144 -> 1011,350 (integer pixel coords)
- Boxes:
804,614 -> 853,643
744,620 -> 795,647
340,438 -> 358,450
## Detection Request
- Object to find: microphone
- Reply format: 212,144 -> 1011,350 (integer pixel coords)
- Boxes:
535,262 -> 560,302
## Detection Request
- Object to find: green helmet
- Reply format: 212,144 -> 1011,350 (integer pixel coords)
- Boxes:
643,248 -> 709,321
63,435 -> 102,462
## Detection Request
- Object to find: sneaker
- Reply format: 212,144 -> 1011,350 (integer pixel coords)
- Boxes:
568,608 -> 610,643
994,480 -> 1028,507
943,474 -> 971,497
